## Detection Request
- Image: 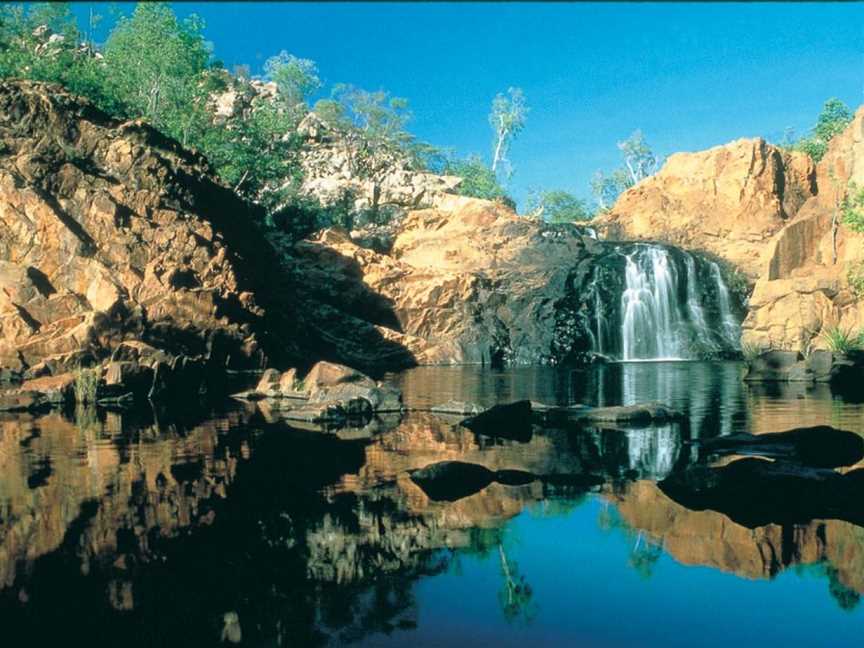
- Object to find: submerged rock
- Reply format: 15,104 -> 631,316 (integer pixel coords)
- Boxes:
429,400 -> 483,416
460,400 -> 533,442
410,461 -> 496,502
410,459 -> 603,503
659,457 -> 864,528
574,402 -> 683,425
743,350 -> 864,385
697,425 -> 864,468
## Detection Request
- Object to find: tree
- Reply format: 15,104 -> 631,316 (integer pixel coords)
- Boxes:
617,130 -> 659,185
527,189 -> 592,222
330,83 -> 413,146
489,87 -> 527,180
103,2 -> 211,145
263,50 -> 320,114
444,154 -> 511,204
590,131 -> 659,210
792,98 -> 853,162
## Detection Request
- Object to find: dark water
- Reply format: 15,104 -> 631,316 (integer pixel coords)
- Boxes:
1,362 -> 864,646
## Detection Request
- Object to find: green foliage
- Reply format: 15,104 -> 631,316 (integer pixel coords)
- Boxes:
790,98 -> 853,162
73,367 -> 100,404
264,50 -> 320,114
527,189 -> 593,222
444,154 -> 511,203
819,324 -> 863,354
103,2 -> 211,144
741,341 -> 763,362
841,182 -> 864,233
848,263 -> 864,298
591,131 -> 659,209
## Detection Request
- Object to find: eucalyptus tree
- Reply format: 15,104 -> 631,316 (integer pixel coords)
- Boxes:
489,87 -> 528,180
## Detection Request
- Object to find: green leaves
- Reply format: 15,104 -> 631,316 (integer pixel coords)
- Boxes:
790,98 -> 853,162
264,50 -> 320,114
103,2 -> 211,136
444,154 -> 511,203
527,189 -> 593,223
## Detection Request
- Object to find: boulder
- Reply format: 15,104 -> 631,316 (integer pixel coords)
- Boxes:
659,457 -> 864,528
18,372 -> 75,404
744,350 -> 864,384
575,402 -> 683,425
409,461 -> 496,502
460,400 -> 533,441
697,425 -> 864,468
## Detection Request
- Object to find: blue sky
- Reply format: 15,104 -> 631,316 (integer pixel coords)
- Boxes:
74,2 -> 863,209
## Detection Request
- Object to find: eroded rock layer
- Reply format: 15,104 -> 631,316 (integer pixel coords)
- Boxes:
0,80 -> 293,376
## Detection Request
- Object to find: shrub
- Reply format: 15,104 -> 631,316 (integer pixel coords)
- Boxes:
819,325 -> 863,354
848,263 -> 864,298
73,367 -> 100,404
741,341 -> 763,362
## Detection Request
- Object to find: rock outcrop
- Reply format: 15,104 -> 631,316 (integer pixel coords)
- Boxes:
741,108 -> 864,352
597,138 -> 816,278
289,194 -> 605,368
0,80 -> 301,389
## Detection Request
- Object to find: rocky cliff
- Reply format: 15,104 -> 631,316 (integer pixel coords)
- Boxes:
600,111 -> 864,353
742,108 -> 864,351
0,80 -> 297,383
597,138 -> 816,278
289,194 -> 606,368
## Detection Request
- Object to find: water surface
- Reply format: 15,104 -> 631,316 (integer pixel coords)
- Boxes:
1,362 -> 863,646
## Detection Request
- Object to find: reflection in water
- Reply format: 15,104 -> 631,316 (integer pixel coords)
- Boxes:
0,362 -> 863,645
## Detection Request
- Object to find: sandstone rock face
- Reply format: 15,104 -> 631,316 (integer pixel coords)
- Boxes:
294,112 -> 462,217
0,81 -> 294,379
597,138 -> 816,277
742,108 -> 864,352
290,194 -> 602,368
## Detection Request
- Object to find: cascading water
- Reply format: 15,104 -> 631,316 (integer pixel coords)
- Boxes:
587,243 -> 742,361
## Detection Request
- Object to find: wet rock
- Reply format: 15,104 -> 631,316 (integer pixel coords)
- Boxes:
409,461 -> 496,502
19,373 -> 75,404
429,400 -> 483,416
308,381 -> 403,413
530,401 -> 590,425
0,390 -> 45,412
574,402 -> 683,425
743,350 -> 864,384
460,400 -> 533,441
659,457 -> 864,528
698,426 -> 864,468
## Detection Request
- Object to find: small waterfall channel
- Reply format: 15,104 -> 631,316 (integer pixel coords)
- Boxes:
588,243 -> 742,361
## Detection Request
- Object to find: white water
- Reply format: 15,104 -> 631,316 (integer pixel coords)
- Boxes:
606,244 -> 741,361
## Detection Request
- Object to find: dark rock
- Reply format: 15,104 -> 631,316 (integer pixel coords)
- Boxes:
409,461 -> 495,502
493,469 -> 537,486
744,350 -> 864,384
659,457 -> 864,528
574,402 -> 682,425
460,400 -> 533,441
698,425 -> 864,468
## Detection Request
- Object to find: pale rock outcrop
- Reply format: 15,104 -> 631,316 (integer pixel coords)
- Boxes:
742,107 -> 864,352
0,80 -> 298,383
598,138 -> 816,277
290,194 -> 602,368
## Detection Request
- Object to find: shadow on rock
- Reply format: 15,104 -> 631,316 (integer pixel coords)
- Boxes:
659,457 -> 864,528
410,460 -> 603,503
696,426 -> 864,468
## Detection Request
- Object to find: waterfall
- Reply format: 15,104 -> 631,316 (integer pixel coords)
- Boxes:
590,243 -> 742,361
710,261 -> 742,348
